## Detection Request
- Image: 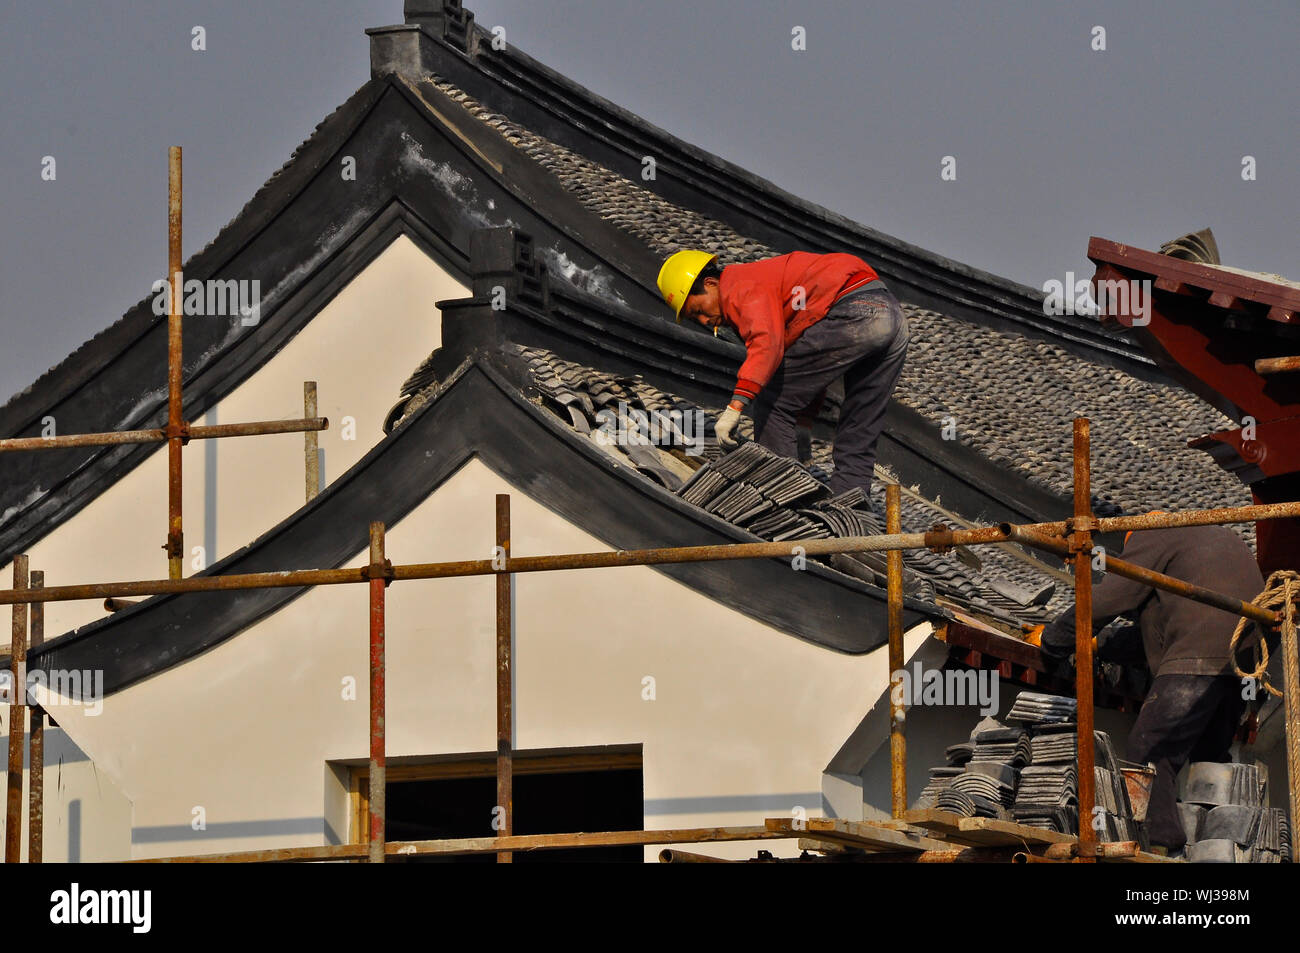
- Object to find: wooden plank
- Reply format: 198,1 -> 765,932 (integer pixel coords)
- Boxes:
799,838 -> 860,854
1120,850 -> 1183,864
1208,290 -> 1245,311
958,816 -> 1076,846
766,817 -> 950,853
138,826 -> 796,862
904,809 -> 1077,847
1089,237 -> 1300,311
902,808 -> 982,844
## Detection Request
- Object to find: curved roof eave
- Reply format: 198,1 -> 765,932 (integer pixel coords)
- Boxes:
31,349 -> 939,697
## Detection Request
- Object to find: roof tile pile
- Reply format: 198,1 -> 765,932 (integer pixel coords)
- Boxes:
1007,691 -> 1077,723
514,344 -> 1071,627
1180,762 -> 1291,863
914,691 -> 1137,839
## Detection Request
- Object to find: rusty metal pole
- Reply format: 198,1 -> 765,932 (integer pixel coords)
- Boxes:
495,495 -> 514,862
1255,355 -> 1300,376
1004,526 -> 1280,626
27,572 -> 42,864
1072,418 -> 1097,862
6,556 -> 28,862
304,382 -> 320,502
367,522 -> 386,863
0,417 -> 329,453
886,484 -> 906,818
166,146 -> 184,580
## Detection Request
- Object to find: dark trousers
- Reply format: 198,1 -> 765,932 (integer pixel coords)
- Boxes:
751,289 -> 909,498
1127,673 -> 1243,851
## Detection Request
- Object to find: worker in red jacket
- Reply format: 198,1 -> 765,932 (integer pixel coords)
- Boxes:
657,249 -> 909,498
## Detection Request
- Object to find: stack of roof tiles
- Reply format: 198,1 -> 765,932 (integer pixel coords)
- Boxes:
516,344 -> 1073,629
1010,713 -> 1082,832
697,441 -> 1064,624
1013,767 -> 1079,833
680,441 -> 832,540
913,691 -> 1137,839
1007,691 -> 1077,724
1180,762 -> 1291,863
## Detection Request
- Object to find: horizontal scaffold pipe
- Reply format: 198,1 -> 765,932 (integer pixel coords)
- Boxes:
0,418 -> 328,452
1,500 -> 1296,611
1003,525 -> 1280,627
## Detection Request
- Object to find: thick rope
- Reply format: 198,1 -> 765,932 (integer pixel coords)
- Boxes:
1230,570 -> 1300,698
1231,570 -> 1300,832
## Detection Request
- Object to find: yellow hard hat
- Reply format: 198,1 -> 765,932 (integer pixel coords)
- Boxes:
657,250 -> 718,320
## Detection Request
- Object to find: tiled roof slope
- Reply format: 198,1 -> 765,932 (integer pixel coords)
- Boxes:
424,74 -> 1251,534
430,82 -> 771,266
512,343 -> 1069,632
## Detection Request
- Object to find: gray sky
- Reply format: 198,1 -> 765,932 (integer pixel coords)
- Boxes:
2,0 -> 1296,405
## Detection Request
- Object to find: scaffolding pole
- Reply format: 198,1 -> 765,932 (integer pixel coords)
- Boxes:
1004,527 -> 1280,627
886,484 -> 906,818
495,495 -> 513,862
27,572 -> 42,864
1071,418 -> 1097,862
0,418 -> 328,453
2,506 -> 1292,617
367,523 -> 387,864
5,557 -> 27,863
304,383 -> 320,502
167,146 -> 184,581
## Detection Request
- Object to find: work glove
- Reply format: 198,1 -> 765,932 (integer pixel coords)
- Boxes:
715,403 -> 742,449
1028,622 -> 1097,654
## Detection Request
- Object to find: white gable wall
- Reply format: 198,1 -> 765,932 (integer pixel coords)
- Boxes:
0,722 -> 131,862
2,235 -> 463,638
50,458 -> 931,861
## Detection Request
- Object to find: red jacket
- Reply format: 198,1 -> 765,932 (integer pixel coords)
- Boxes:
719,252 -> 880,402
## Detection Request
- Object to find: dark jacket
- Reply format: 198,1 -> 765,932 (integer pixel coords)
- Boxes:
1041,525 -> 1265,677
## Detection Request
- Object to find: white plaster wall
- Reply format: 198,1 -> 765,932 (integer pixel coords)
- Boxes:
0,716 -> 132,862
52,458 -> 922,862
2,235 -> 464,639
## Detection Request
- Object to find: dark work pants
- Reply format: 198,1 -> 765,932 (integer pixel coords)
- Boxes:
751,289 -> 909,498
1127,673 -> 1243,851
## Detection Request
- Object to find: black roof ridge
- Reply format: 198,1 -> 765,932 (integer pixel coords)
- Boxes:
33,350 -> 935,696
